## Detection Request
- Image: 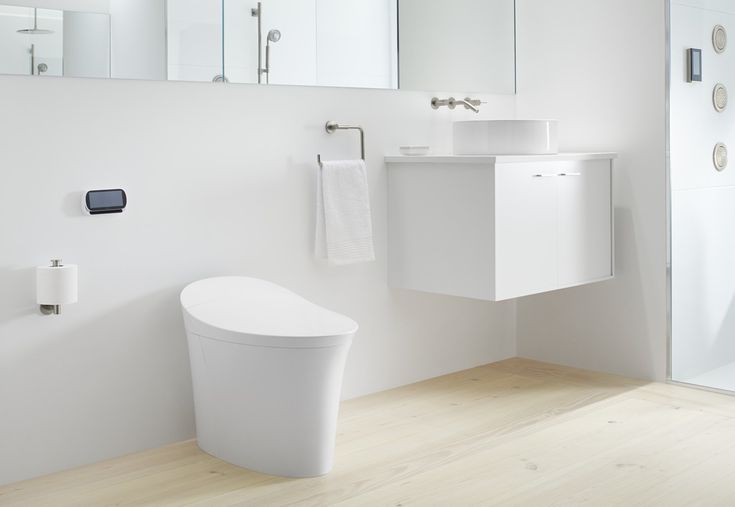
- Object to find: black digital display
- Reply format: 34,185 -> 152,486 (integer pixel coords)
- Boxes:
688,48 -> 702,82
85,189 -> 126,214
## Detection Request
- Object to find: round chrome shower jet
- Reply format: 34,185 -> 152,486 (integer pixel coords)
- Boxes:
17,8 -> 54,35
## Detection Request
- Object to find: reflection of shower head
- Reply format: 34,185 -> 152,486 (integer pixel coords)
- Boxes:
17,28 -> 53,34
267,29 -> 281,43
17,8 -> 54,34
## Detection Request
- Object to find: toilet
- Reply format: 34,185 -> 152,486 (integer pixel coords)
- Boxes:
180,276 -> 357,477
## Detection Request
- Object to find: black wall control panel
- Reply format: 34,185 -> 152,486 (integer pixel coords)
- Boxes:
687,48 -> 702,82
84,189 -> 127,215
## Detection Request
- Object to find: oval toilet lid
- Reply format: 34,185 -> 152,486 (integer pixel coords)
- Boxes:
180,277 -> 358,346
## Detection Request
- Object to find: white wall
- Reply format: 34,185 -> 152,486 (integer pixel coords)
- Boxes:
399,0 -> 516,94
513,0 -> 668,381
0,77 -> 517,486
669,0 -> 735,381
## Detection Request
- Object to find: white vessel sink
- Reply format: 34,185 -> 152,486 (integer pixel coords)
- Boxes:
453,120 -> 559,155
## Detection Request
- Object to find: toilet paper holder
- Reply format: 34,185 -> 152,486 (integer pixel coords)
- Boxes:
37,259 -> 78,315
40,259 -> 62,315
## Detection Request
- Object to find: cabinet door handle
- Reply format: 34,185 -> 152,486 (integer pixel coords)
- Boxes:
558,172 -> 582,176
531,174 -> 557,178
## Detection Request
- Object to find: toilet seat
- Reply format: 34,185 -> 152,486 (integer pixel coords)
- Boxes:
180,277 -> 358,348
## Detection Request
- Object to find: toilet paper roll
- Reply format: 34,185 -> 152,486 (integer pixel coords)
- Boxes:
36,264 -> 78,305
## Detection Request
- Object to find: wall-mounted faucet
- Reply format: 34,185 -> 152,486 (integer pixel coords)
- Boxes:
431,97 -> 483,113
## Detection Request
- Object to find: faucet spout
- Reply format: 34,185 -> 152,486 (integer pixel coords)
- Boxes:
455,98 -> 480,113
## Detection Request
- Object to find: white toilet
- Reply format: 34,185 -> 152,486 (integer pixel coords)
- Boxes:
180,276 -> 357,477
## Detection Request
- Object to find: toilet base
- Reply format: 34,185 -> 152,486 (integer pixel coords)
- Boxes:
187,332 -> 353,478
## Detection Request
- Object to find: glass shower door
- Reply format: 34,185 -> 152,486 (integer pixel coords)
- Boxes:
669,1 -> 735,392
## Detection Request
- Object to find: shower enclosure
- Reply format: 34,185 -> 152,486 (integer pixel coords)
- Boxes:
669,0 -> 735,392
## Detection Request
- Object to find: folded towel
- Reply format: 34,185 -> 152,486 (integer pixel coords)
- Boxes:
315,159 -> 376,265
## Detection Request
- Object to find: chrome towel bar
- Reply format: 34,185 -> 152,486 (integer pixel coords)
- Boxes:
317,121 -> 365,166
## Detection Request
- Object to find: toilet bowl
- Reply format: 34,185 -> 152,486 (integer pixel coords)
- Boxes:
180,276 -> 357,477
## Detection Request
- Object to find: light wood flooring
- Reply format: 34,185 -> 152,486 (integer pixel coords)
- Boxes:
3,358 -> 735,506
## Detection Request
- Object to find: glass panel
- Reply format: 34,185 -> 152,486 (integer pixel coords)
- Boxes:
669,1 -> 735,392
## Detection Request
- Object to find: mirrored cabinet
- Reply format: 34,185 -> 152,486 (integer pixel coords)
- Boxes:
0,0 -> 516,93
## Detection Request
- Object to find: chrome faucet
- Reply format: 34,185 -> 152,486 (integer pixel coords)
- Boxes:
431,97 -> 483,113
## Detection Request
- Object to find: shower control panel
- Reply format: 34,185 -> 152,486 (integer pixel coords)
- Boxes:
83,189 -> 127,215
687,48 -> 702,82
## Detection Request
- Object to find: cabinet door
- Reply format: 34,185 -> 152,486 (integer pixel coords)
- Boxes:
495,164 -> 558,300
557,160 -> 613,287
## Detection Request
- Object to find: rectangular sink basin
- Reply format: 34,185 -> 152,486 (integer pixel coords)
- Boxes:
453,120 -> 559,155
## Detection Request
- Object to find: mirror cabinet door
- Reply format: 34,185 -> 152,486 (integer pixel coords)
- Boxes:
0,0 -> 515,94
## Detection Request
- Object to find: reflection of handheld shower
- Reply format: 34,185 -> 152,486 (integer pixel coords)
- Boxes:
251,2 -> 282,84
265,29 -> 281,84
267,29 -> 282,43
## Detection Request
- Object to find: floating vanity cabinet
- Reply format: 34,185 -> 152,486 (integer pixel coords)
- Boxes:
386,154 -> 616,301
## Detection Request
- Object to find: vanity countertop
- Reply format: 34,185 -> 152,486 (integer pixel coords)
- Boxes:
384,153 -> 618,164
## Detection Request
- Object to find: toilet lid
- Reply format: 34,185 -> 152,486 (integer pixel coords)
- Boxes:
180,277 -> 358,348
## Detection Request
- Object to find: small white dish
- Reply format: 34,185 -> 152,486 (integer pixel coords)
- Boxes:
399,145 -> 430,156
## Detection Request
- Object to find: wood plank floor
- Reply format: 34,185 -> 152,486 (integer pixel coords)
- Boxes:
4,358 -> 735,506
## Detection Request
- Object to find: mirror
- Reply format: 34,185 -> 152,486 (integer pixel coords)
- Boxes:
0,0 -> 516,93
0,6 -> 109,78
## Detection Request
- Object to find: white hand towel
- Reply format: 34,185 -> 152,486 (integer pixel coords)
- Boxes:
315,159 -> 376,265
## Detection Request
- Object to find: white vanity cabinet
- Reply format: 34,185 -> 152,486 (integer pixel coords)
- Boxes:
386,153 -> 615,301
